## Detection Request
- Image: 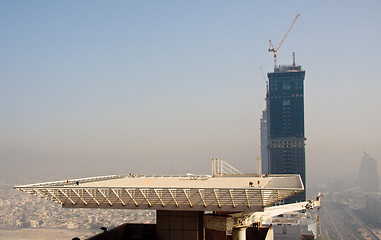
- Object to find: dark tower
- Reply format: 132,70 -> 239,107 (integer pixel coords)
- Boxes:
265,65 -> 306,202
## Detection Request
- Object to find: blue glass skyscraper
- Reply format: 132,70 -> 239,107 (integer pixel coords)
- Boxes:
262,65 -> 306,203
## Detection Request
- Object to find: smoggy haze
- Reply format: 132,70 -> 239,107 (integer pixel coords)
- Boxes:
1,1 -> 380,179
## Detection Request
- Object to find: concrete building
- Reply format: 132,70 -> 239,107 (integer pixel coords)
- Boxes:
261,65 -> 306,203
260,109 -> 269,175
365,193 -> 381,221
268,211 -> 316,240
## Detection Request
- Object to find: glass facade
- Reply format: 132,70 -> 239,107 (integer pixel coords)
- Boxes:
264,66 -> 306,203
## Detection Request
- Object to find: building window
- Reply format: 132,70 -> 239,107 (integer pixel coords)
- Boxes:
282,100 -> 290,106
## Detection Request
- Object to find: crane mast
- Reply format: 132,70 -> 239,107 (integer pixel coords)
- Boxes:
268,14 -> 300,70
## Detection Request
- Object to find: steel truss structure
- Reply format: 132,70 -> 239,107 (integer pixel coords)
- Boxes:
15,174 -> 303,212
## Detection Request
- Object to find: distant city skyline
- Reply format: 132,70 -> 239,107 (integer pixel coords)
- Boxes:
1,1 -> 380,179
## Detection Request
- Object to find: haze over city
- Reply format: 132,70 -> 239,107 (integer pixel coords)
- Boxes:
1,0 -> 380,181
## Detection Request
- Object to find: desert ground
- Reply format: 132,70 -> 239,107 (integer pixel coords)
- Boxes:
0,228 -> 95,240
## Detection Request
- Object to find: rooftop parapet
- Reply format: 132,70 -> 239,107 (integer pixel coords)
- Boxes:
274,65 -> 302,72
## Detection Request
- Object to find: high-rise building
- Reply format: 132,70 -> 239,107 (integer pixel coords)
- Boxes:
260,109 -> 269,175
358,151 -> 380,192
261,65 -> 306,202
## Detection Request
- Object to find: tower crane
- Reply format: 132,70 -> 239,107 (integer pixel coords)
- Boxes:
268,14 -> 300,70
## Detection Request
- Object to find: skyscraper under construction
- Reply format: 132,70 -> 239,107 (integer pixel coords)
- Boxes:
262,64 -> 306,203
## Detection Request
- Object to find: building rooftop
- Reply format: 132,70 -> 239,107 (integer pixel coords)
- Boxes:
273,65 -> 303,72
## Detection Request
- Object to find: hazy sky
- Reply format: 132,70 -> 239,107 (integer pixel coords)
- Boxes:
1,1 -> 380,179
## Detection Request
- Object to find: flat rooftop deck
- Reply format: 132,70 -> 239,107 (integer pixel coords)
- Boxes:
74,175 -> 301,189
15,174 -> 304,212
